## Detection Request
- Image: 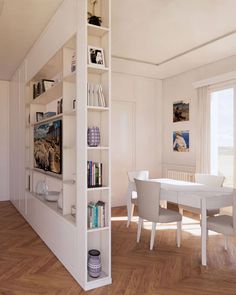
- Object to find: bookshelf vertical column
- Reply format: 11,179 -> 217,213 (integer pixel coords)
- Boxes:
76,0 -> 111,290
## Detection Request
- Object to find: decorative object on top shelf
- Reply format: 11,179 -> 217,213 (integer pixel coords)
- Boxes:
88,46 -> 105,68
36,180 -> 48,195
87,83 -> 105,107
87,0 -> 102,26
88,249 -> 102,278
87,126 -> 100,147
34,119 -> 62,174
71,51 -> 76,73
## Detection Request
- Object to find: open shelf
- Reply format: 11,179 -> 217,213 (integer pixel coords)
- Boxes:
87,270 -> 109,283
87,65 -> 109,74
31,82 -> 63,105
32,168 -> 63,180
32,113 -> 63,126
87,226 -> 109,233
87,146 -> 109,150
87,24 -> 109,37
87,186 -> 110,192
87,106 -> 109,112
31,110 -> 75,126
32,192 -> 76,225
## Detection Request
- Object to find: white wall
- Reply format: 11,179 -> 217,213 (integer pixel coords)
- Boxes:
162,54 -> 236,173
111,59 -> 162,206
0,81 -> 9,201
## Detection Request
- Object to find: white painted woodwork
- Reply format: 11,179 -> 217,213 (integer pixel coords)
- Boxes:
111,72 -> 162,206
111,101 -> 135,207
0,81 -> 9,201
9,0 -> 111,291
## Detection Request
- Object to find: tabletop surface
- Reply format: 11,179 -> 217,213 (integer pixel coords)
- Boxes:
149,178 -> 234,195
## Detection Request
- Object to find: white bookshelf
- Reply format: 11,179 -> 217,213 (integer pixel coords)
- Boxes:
25,34 -> 77,217
75,0 -> 111,290
23,0 -> 111,291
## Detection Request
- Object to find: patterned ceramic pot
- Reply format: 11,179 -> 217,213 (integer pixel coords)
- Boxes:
87,126 -> 100,147
88,249 -> 101,278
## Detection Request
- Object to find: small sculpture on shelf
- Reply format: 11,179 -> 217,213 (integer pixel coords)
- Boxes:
88,0 -> 102,26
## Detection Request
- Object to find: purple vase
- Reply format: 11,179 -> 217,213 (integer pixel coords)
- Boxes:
88,249 -> 101,278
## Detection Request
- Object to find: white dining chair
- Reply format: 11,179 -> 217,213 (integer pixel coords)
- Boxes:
179,173 -> 225,216
135,179 -> 182,250
207,193 -> 236,250
127,170 -> 149,227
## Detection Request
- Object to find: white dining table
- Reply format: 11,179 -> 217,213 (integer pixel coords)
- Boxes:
149,178 -> 234,266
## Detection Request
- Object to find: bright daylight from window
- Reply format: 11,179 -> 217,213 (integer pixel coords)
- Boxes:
211,88 -> 234,187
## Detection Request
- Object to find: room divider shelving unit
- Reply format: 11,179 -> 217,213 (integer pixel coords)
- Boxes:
24,0 -> 111,290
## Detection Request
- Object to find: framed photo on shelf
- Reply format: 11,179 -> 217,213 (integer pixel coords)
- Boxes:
88,46 -> 105,68
42,79 -> 54,92
36,112 -> 44,122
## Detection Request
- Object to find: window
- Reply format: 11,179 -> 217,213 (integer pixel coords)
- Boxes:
210,86 -> 234,187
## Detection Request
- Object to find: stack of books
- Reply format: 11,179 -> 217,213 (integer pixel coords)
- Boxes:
87,83 -> 106,107
87,161 -> 102,188
88,201 -> 107,229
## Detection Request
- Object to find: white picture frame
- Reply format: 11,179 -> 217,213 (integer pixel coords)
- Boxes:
88,46 -> 105,68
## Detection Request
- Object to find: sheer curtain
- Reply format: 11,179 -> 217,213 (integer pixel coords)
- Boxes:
195,86 -> 211,173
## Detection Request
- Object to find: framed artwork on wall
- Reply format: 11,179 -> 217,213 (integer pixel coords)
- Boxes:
173,100 -> 190,122
173,130 -> 189,152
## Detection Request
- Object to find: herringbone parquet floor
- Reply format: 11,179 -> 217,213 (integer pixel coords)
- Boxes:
1,201 -> 236,294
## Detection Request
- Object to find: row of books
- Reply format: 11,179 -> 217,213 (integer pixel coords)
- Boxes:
87,161 -> 102,188
88,201 -> 107,229
87,83 -> 106,107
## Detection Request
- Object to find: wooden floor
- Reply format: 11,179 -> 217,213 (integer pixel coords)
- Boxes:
1,202 -> 236,295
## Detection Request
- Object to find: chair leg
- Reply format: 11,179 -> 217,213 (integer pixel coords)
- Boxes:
224,235 -> 228,251
137,217 -> 143,243
177,221 -> 182,248
127,203 -> 135,227
150,222 -> 156,250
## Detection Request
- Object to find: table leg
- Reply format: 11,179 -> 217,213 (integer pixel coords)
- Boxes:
201,198 -> 207,266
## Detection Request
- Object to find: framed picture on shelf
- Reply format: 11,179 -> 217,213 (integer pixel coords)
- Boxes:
42,79 -> 54,92
88,46 -> 105,68
36,112 -> 44,122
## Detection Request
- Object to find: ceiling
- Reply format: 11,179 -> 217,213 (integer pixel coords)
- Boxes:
0,0 -> 63,80
111,0 -> 236,78
1,0 -> 236,80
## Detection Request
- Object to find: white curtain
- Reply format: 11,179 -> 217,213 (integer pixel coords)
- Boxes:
195,86 -> 211,173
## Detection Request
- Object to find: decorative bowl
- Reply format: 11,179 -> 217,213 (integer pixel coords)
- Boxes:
44,191 -> 60,202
